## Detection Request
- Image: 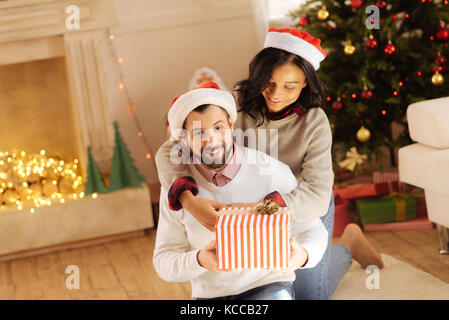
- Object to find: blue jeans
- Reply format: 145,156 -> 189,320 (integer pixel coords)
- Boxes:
293,193 -> 352,300
197,282 -> 294,300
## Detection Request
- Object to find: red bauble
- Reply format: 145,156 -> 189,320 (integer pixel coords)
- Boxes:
432,65 -> 446,73
384,43 -> 396,55
436,27 -> 449,41
298,16 -> 310,27
332,100 -> 343,111
435,55 -> 447,65
376,0 -> 387,8
351,0 -> 364,9
365,38 -> 379,49
361,89 -> 373,99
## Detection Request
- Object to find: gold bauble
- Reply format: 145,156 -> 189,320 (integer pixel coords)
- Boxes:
431,71 -> 444,86
356,125 -> 371,142
344,41 -> 356,55
317,6 -> 329,20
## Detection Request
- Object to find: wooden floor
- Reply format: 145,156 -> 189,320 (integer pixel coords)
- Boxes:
0,228 -> 447,300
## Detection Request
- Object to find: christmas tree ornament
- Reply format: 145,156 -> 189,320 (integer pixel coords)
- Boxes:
361,87 -> 373,99
384,41 -> 396,55
344,41 -> 356,55
365,34 -> 378,49
376,0 -> 387,9
351,0 -> 363,9
431,71 -> 445,85
338,147 -> 368,172
332,98 -> 343,110
435,53 -> 447,65
436,26 -> 449,41
298,16 -> 310,27
356,125 -> 371,142
317,6 -> 329,20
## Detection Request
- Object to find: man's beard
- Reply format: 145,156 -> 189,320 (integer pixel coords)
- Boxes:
192,143 -> 233,169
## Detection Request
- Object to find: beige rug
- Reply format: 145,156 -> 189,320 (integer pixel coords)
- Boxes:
332,254 -> 449,300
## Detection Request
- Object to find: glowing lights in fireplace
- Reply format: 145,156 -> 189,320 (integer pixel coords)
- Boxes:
0,150 -> 91,213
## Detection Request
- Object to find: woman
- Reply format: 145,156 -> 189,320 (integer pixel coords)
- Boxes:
155,27 -> 383,300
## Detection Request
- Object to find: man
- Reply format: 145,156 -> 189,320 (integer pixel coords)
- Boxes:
153,82 -> 327,300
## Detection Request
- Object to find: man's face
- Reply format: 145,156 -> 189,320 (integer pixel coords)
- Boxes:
183,105 -> 234,169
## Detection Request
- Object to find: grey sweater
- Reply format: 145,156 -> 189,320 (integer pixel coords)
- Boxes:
155,107 -> 334,224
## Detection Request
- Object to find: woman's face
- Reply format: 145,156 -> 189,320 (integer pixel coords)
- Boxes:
262,62 -> 308,113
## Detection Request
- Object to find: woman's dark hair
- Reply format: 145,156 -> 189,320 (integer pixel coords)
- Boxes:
233,47 -> 328,126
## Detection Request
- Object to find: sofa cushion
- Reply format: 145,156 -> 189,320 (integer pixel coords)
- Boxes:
407,97 -> 449,149
398,143 -> 449,196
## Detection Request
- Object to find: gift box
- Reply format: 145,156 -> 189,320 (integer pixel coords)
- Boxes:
356,193 -> 417,224
215,207 -> 290,270
333,174 -> 401,200
333,195 -> 350,238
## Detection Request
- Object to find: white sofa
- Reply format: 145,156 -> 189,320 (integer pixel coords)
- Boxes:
398,96 -> 449,254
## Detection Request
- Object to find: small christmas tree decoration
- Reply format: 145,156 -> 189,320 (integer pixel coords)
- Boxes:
108,121 -> 146,192
338,146 -> 368,172
317,6 -> 329,20
356,125 -> 371,142
432,71 -> 445,86
436,25 -> 449,41
384,41 -> 396,55
84,146 -> 107,195
351,0 -> 364,9
298,16 -> 310,27
365,34 -> 379,49
344,41 -> 356,55
255,199 -> 280,215
435,53 -> 447,65
376,0 -> 387,9
332,98 -> 343,110
361,87 -> 373,99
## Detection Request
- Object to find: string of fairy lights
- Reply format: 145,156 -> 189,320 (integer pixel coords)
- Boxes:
0,30 -> 153,212
106,29 -> 154,162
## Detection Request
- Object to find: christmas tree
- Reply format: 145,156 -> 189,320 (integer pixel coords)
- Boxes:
84,146 -> 107,195
289,0 -> 449,171
108,121 -> 146,192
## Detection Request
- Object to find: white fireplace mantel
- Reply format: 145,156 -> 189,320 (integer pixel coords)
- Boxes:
0,0 -> 119,176
0,0 -> 154,259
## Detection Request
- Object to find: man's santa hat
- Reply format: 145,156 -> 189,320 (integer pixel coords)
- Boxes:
263,27 -> 327,70
168,81 -> 237,135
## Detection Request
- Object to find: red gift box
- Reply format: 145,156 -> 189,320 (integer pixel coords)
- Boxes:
333,195 -> 350,237
215,207 -> 290,270
333,175 -> 401,200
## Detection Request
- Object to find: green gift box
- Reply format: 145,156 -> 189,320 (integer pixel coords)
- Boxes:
356,193 -> 417,224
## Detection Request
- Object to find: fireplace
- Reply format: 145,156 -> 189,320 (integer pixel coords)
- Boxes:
0,0 -> 154,259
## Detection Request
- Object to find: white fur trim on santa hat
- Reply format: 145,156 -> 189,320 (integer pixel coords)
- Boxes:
168,88 -> 237,136
263,31 -> 325,70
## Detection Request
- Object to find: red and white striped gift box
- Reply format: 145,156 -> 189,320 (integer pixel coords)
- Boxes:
215,207 -> 290,270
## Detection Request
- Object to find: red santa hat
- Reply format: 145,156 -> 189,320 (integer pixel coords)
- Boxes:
263,27 -> 327,70
168,81 -> 237,135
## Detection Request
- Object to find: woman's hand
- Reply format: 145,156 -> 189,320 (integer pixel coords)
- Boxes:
272,237 -> 308,274
179,190 -> 227,232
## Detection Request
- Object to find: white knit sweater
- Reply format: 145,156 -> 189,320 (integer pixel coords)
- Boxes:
153,147 -> 327,299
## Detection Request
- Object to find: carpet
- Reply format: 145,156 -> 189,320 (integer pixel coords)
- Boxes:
332,254 -> 449,300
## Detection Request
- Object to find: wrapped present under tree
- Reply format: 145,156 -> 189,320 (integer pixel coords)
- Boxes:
357,193 -> 417,225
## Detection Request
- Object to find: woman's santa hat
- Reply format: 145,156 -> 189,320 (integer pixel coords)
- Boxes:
168,81 -> 237,135
263,27 -> 327,70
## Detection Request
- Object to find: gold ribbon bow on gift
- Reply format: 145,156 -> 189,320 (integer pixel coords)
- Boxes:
381,191 -> 409,221
338,147 -> 368,172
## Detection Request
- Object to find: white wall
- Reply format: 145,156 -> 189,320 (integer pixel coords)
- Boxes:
109,0 -> 263,183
